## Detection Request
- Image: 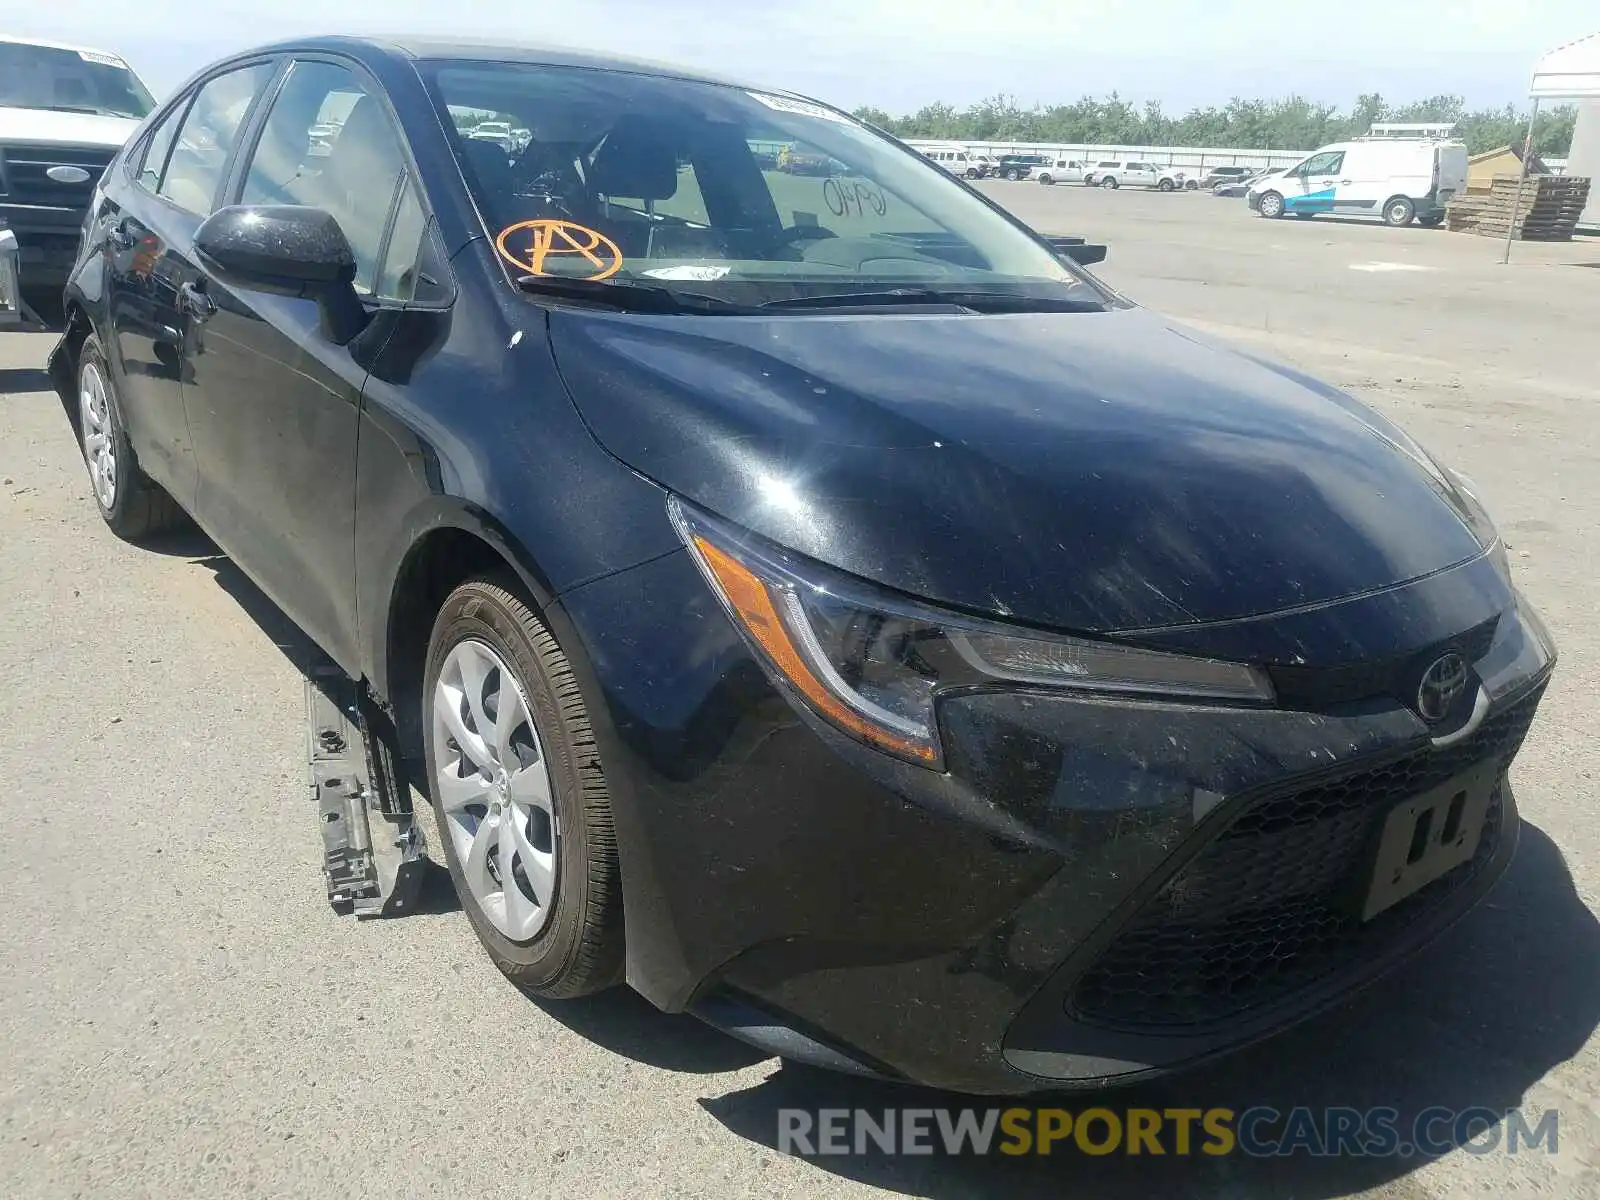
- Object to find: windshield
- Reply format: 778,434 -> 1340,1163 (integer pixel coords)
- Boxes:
0,42 -> 155,119
424,61 -> 1104,309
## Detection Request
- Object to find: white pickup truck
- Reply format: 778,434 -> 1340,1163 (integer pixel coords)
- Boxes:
1,35 -> 153,327
1082,159 -> 1191,191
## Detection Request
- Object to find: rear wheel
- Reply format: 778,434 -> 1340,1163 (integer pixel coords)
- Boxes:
76,334 -> 184,541
1185,178 -> 1199,190
1004,168 -> 1020,182
1257,190 -> 1285,218
1038,174 -> 1055,186
1100,176 -> 1119,189
1384,196 -> 1416,227
423,577 -> 623,998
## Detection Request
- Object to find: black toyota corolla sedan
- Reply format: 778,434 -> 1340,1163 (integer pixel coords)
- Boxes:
49,36 -> 1554,1094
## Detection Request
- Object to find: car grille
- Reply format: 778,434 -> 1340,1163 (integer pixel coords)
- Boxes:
0,143 -> 115,209
1068,681 -> 1546,1030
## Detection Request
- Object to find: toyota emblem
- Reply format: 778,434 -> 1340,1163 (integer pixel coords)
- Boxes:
1416,653 -> 1468,723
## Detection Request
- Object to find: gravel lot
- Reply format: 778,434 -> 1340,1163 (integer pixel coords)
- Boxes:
2,186 -> 1597,1199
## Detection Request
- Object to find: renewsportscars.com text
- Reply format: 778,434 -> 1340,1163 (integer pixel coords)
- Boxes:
778,1106 -> 1559,1158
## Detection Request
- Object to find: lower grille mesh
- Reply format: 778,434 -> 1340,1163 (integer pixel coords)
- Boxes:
1069,683 -> 1545,1030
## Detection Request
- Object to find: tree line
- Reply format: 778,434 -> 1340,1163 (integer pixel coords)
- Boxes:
852,94 -> 1577,157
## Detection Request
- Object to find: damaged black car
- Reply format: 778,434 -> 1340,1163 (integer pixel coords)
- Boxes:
50,36 -> 1554,1093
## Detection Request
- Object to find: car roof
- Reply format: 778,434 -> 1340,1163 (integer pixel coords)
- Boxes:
244,34 -> 758,91
0,32 -> 131,63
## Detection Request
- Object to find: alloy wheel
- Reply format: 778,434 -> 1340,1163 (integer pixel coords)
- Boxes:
433,638 -> 558,940
79,359 -> 117,509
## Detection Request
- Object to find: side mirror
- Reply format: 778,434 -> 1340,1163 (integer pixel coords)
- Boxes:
1046,235 -> 1108,267
194,205 -> 367,345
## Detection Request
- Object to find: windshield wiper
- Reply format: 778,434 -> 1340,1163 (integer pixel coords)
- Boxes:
514,274 -> 753,314
758,287 -> 1105,314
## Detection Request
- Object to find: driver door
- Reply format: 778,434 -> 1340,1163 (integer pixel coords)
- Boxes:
180,57 -> 412,671
1289,150 -> 1344,214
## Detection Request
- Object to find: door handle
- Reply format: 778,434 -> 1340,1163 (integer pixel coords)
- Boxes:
1340,179 -> 1352,186
180,280 -> 216,319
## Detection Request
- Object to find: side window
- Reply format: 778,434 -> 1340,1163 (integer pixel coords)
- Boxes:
159,63 -> 272,216
375,178 -> 427,302
1303,151 -> 1345,176
135,99 -> 187,193
240,59 -> 408,294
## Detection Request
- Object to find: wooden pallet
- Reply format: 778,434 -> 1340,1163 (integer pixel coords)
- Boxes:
1446,175 -> 1591,240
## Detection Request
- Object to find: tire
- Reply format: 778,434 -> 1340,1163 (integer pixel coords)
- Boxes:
75,334 -> 184,541
1418,214 -> 1444,229
1185,179 -> 1199,190
1039,174 -> 1054,186
1100,176 -> 1119,189
1158,178 -> 1175,192
423,577 -> 624,999
1257,190 -> 1285,218
1004,168 -> 1020,182
965,168 -> 979,179
1384,196 -> 1416,227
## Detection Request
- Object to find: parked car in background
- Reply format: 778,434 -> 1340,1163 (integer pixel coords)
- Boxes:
994,153 -> 1050,181
1213,172 -> 1264,198
1199,165 -> 1256,189
916,145 -> 984,178
0,34 -> 154,325
777,144 -> 840,175
1036,157 -> 1090,185
1083,160 -> 1188,191
1248,137 -> 1468,226
468,120 -> 514,152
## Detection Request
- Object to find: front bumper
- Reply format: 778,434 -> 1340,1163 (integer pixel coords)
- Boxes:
558,548 -> 1555,1094
0,203 -> 85,292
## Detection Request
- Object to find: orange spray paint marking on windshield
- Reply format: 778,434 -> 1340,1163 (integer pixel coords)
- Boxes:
494,220 -> 624,280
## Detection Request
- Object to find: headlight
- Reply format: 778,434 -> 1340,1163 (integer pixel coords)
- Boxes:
671,499 -> 1274,768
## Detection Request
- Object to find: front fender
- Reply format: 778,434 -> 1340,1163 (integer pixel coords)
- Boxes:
361,494 -> 561,702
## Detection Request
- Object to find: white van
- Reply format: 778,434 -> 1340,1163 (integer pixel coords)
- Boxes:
1246,138 -> 1468,226
912,145 -> 984,179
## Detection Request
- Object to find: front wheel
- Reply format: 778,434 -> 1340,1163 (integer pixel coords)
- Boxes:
423,577 -> 624,999
1384,196 -> 1416,227
1004,169 -> 1020,182
1158,178 -> 1176,192
1185,179 -> 1199,190
75,334 -> 184,541
1257,190 -> 1285,218
1100,176 -> 1119,189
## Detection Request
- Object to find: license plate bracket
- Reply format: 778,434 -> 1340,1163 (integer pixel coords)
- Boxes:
1361,760 -> 1498,921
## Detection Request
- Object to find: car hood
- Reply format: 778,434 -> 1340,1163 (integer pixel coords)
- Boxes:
0,106 -> 140,148
548,305 -> 1487,633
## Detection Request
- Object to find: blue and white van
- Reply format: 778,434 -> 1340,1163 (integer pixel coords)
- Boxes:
1247,137 -> 1468,227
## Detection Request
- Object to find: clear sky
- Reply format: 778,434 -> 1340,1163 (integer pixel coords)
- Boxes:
11,0 -> 1596,112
